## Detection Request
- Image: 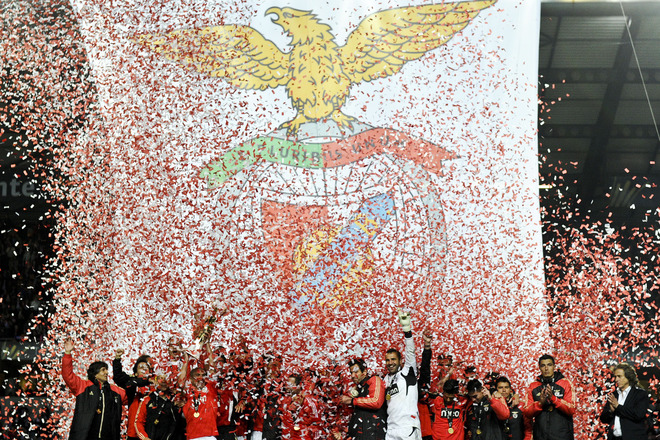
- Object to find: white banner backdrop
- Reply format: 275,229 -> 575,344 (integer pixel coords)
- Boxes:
50,0 -> 546,430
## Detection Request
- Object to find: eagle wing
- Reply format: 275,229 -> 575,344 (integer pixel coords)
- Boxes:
338,0 -> 496,84
133,25 -> 290,90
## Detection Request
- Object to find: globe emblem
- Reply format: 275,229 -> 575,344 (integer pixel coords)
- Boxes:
202,119 -> 451,309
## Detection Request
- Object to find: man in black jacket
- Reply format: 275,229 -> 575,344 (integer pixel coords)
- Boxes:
112,349 -> 153,440
599,363 -> 650,440
465,379 -> 510,440
494,377 -> 530,440
522,354 -> 575,440
61,338 -> 127,440
340,358 -> 387,440
135,375 -> 186,440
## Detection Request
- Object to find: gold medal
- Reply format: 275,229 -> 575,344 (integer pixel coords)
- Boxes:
96,409 -> 102,414
194,411 -> 200,418
476,429 -> 482,435
386,395 -> 391,401
548,407 -> 554,412
154,419 -> 159,425
448,428 -> 454,434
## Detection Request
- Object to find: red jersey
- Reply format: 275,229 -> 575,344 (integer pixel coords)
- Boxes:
418,403 -> 433,438
429,395 -> 469,440
183,382 -> 219,439
280,393 -> 323,440
126,385 -> 151,438
216,388 -> 234,427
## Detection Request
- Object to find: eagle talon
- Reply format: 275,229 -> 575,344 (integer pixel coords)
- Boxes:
330,111 -> 357,133
286,126 -> 299,138
279,116 -> 308,138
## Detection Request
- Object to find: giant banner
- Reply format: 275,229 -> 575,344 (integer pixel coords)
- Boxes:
46,0 -> 545,430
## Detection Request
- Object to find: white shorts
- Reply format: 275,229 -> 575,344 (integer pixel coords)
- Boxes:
385,426 -> 422,440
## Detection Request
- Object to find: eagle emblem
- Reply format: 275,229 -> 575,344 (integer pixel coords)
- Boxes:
134,1 -> 496,137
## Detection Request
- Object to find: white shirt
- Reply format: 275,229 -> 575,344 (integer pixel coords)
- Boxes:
612,386 -> 631,436
384,335 -> 421,431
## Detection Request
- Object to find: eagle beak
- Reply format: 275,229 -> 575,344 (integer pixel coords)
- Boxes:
265,7 -> 280,23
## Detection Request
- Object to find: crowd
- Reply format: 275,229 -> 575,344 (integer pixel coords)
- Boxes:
61,311 -> 652,440
0,225 -> 52,340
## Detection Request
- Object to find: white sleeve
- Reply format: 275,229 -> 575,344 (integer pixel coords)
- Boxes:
404,334 -> 417,373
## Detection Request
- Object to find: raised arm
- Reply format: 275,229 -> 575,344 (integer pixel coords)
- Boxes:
398,309 -> 416,372
419,329 -> 432,393
177,351 -> 190,388
112,349 -> 131,389
61,338 -> 88,396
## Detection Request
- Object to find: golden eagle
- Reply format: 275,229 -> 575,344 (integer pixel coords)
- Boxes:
134,1 -> 496,137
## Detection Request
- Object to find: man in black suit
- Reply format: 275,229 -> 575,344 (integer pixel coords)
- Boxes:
599,363 -> 650,440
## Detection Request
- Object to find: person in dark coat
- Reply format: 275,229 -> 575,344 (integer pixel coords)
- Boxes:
339,358 -> 387,440
135,375 -> 186,440
599,363 -> 650,440
61,338 -> 127,440
465,379 -> 510,440
113,349 -> 153,440
522,354 -> 575,440
494,377 -> 531,440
